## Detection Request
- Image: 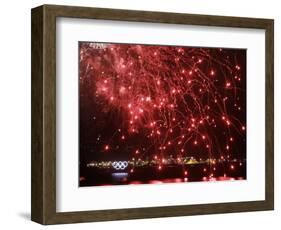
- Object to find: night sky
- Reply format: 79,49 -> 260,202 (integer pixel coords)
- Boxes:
79,42 -> 246,180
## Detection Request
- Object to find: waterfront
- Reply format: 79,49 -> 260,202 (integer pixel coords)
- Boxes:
79,161 -> 246,186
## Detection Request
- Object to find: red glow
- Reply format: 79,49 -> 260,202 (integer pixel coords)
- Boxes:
80,43 -> 246,178
226,82 -> 231,88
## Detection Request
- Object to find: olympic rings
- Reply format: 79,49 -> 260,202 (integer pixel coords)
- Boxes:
112,161 -> 128,170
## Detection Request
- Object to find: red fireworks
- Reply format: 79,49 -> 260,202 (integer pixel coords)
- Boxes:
79,42 -> 246,165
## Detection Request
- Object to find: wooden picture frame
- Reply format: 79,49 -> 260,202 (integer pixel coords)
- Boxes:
31,4 -> 274,225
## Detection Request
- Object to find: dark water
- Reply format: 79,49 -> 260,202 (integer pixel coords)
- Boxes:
79,162 -> 246,187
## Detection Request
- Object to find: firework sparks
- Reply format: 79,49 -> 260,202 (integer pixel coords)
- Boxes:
79,42 -> 246,185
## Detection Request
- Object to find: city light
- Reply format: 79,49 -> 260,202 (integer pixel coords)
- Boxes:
79,42 -> 246,186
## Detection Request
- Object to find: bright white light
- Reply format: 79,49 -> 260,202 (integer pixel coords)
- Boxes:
112,161 -> 128,170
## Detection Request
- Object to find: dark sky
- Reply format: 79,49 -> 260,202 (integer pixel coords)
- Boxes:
79,42 -> 246,165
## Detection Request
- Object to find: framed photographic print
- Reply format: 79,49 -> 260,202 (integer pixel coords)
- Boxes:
31,4 -> 274,225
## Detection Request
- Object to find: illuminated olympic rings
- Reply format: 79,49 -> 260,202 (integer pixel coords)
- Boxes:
112,161 -> 128,170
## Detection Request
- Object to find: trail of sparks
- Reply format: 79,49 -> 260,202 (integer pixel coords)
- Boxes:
79,42 -> 246,174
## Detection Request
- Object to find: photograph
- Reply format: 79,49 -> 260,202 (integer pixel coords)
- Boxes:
30,4 -> 274,224
78,42 -> 246,187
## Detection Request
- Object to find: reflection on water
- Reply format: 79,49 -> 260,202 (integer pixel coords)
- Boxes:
111,173 -> 243,185
80,162 -> 246,187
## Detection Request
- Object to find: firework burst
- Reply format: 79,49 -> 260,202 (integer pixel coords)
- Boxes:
79,42 -> 246,174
